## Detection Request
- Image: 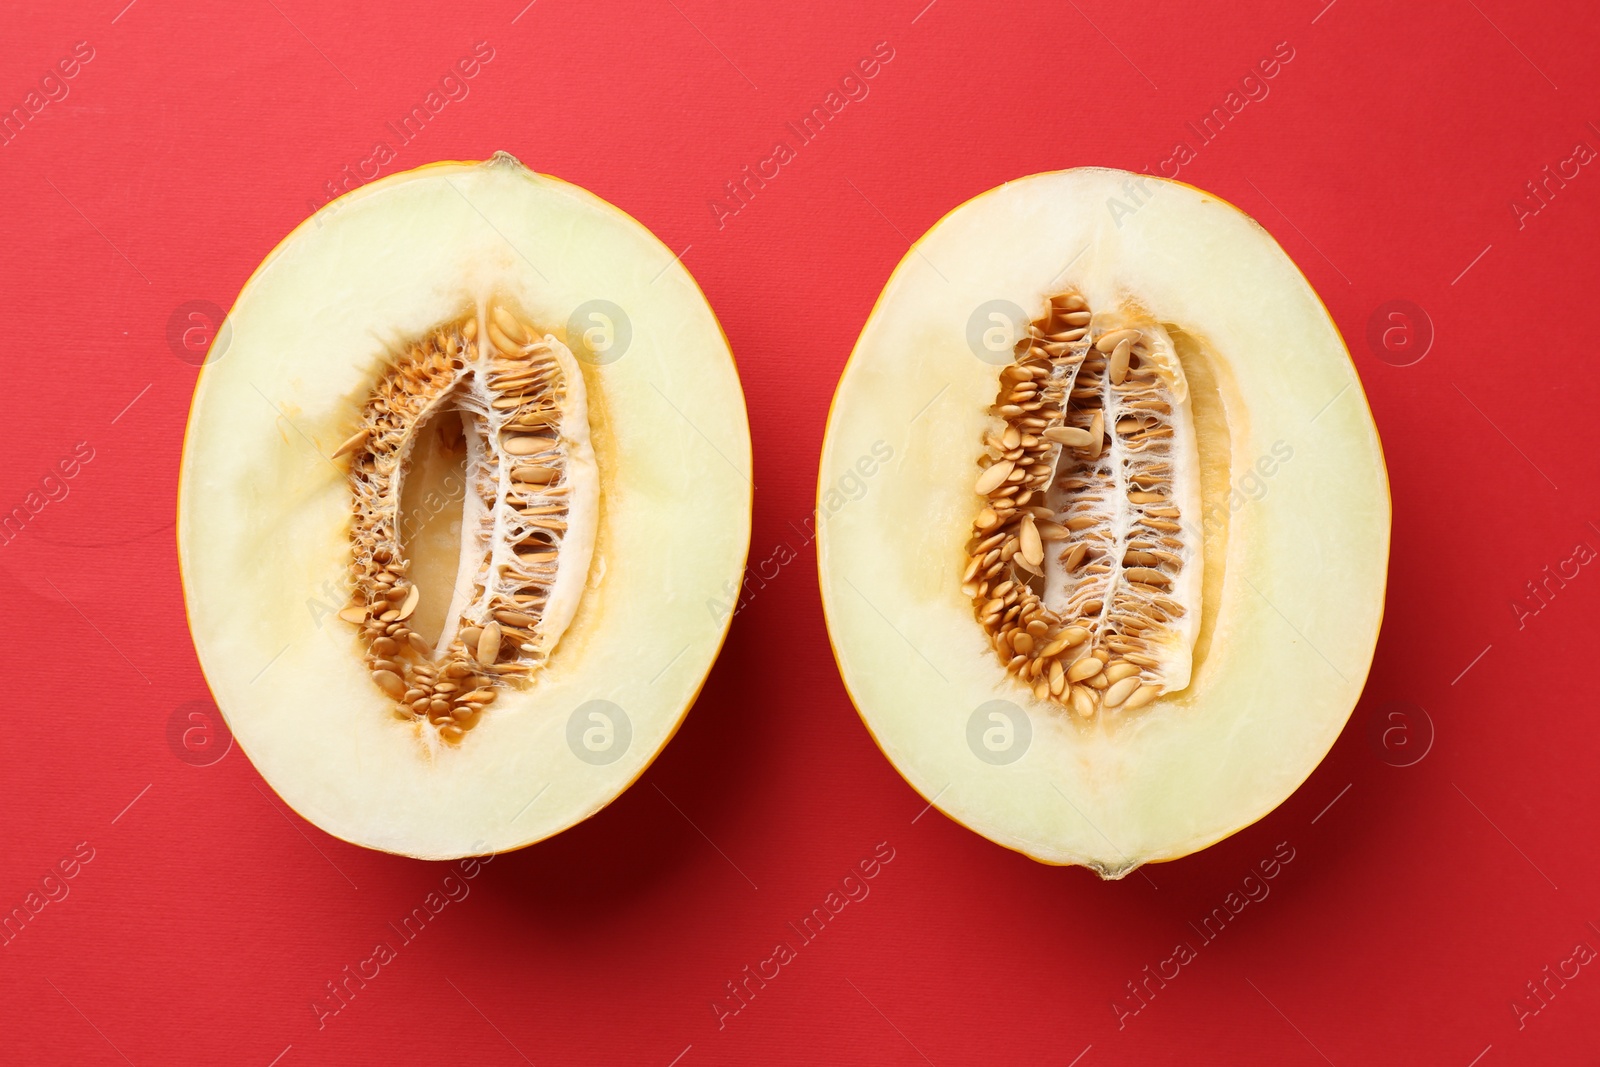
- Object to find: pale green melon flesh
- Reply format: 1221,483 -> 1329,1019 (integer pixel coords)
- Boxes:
178,156 -> 751,859
819,169 -> 1388,876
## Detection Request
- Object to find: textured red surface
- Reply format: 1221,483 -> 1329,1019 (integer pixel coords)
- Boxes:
2,1 -> 1598,1063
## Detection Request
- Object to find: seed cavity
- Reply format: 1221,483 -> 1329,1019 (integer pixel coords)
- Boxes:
963,291 -> 1203,720
335,305 -> 599,745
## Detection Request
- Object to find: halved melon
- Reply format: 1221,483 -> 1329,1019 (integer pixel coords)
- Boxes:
818,168 -> 1388,877
178,154 -> 751,860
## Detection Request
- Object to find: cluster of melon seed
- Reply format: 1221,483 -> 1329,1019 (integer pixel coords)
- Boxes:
332,308 -> 579,744
963,292 -> 1189,719
475,305 -> 576,680
334,320 -> 499,743
341,549 -> 497,743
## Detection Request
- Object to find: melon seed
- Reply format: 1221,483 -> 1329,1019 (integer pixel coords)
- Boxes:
372,670 -> 406,698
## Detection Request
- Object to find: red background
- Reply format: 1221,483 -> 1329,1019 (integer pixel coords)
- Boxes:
2,0 -> 1598,1063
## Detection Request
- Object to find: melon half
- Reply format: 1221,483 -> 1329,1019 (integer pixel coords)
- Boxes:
178,154 -> 751,859
818,168 -> 1389,877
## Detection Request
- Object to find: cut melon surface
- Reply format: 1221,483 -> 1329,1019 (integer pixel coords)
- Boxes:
178,155 -> 751,860
818,168 -> 1388,877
